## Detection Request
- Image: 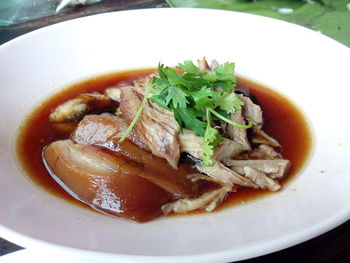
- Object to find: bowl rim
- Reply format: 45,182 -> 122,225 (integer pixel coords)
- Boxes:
1,7 -> 350,262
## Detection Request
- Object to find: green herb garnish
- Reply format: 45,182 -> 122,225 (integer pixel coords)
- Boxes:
119,60 -> 252,166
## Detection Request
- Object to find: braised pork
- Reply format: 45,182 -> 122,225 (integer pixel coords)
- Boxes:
118,84 -> 180,169
72,114 -> 205,198
43,140 -> 172,222
71,113 -> 150,151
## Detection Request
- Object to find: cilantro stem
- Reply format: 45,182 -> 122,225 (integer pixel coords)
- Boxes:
205,107 -> 211,130
118,83 -> 153,144
208,108 -> 253,129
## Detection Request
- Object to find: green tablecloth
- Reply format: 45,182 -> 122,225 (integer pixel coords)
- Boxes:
168,0 -> 350,47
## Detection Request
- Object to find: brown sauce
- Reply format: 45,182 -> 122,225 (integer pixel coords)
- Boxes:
16,69 -> 312,215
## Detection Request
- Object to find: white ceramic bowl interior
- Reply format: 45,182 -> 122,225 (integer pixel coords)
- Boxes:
0,8 -> 349,263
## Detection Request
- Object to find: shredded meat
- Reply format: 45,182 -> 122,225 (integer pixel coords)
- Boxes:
243,167 -> 281,191
118,83 -> 180,169
197,57 -> 211,71
162,186 -> 231,215
209,59 -> 220,70
252,125 -> 281,147
214,139 -> 243,162
223,109 -> 251,151
179,129 -> 203,159
239,94 -> 263,125
179,129 -> 243,162
250,144 -> 282,160
224,159 -> 291,179
196,162 -> 257,188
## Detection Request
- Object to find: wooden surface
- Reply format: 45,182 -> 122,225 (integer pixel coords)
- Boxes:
0,0 -> 349,261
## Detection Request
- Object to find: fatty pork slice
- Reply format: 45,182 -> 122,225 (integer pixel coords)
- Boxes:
43,140 -> 172,222
71,113 -> 150,152
72,114 -> 203,198
118,84 -> 180,169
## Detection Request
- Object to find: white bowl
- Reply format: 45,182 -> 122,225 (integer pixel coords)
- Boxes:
0,8 -> 349,263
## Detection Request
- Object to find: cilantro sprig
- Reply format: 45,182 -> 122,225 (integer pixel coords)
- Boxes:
119,60 -> 252,166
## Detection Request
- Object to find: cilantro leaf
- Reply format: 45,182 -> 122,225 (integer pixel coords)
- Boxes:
157,64 -> 168,80
212,81 -> 236,91
214,62 -> 236,81
215,92 -> 244,114
164,67 -> 191,89
203,127 -> 224,166
177,60 -> 201,75
191,86 -> 215,109
165,86 -> 189,109
202,109 -> 224,166
175,107 -> 206,136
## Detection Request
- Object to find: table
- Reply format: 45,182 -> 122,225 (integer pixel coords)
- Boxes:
0,0 -> 349,261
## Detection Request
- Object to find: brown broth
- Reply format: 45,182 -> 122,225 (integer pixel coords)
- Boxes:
16,69 -> 312,214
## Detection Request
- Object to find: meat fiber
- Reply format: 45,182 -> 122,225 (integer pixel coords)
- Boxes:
223,109 -> 251,151
224,159 -> 291,179
118,84 -> 180,169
